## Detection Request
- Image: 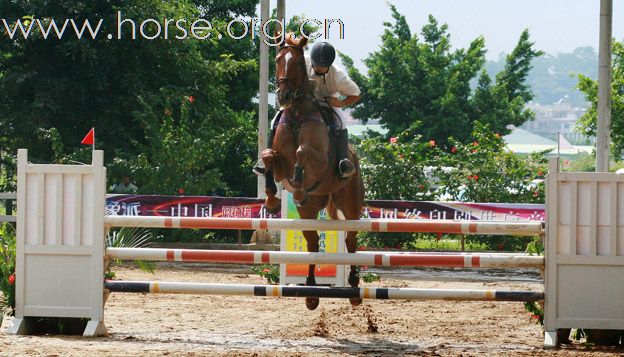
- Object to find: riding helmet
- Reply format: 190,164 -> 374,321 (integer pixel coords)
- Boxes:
310,42 -> 336,67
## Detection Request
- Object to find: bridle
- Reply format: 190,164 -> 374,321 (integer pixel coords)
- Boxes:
276,45 -> 306,102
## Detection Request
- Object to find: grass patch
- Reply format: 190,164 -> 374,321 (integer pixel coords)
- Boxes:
408,238 -> 489,251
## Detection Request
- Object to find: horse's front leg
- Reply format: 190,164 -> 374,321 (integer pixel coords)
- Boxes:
260,149 -> 281,214
345,231 -> 362,306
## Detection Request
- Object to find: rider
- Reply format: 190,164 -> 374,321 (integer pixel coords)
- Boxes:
253,41 -> 360,179
307,41 -> 360,178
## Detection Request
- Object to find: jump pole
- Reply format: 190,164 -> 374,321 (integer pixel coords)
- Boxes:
104,281 -> 545,302
107,248 -> 544,269
104,216 -> 543,236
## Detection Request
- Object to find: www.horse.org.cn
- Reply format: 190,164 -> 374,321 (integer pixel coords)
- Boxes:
1,12 -> 345,44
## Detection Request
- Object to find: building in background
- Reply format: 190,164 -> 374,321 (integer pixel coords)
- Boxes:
522,96 -> 592,145
504,127 -> 592,156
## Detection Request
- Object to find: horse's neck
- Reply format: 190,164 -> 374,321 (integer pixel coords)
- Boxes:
289,71 -> 316,116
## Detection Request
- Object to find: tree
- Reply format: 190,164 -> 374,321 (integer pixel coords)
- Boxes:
355,124 -> 546,250
341,5 -> 542,146
577,40 -> 624,159
0,0 -> 260,196
475,30 -> 543,134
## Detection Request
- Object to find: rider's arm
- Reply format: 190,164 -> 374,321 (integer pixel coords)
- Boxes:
326,95 -> 360,108
329,66 -> 360,108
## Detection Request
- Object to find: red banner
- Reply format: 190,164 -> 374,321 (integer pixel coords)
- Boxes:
106,195 -> 544,222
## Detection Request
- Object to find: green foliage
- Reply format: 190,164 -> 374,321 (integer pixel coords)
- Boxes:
476,31 -> 543,136
525,236 -> 544,255
357,231 -> 414,250
361,272 -> 380,283
524,301 -> 544,326
357,129 -> 440,201
566,152 -> 596,172
357,123 -> 547,203
107,226 -> 154,249
356,130 -> 441,249
408,236 -> 489,252
577,40 -> 624,159
0,223 -> 16,315
422,123 -> 546,250
251,264 -> 279,285
354,266 -> 381,283
107,227 -> 156,273
0,152 -> 16,193
355,123 -> 546,250
0,0 -> 260,197
436,122 -> 547,203
341,5 -> 542,145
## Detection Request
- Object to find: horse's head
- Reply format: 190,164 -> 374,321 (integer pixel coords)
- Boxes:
276,33 -> 309,109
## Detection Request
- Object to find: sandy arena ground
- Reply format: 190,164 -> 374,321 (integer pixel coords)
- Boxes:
1,264 -> 622,356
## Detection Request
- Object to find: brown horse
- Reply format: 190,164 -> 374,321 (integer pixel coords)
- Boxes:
260,34 -> 365,310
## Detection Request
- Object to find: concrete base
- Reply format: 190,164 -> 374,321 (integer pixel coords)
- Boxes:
544,330 -> 557,348
6,317 -> 27,335
83,320 -> 108,337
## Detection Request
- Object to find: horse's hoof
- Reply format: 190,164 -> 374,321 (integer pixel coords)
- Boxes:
306,297 -> 320,310
265,197 -> 281,214
349,297 -> 363,307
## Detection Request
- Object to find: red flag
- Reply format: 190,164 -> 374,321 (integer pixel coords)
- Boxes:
81,128 -> 94,145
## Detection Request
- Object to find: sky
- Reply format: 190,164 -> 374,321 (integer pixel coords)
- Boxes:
261,0 -> 624,71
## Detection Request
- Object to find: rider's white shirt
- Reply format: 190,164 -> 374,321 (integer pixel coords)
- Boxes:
305,55 -> 361,103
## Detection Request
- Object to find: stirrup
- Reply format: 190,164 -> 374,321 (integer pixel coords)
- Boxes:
252,160 -> 266,176
339,159 -> 355,179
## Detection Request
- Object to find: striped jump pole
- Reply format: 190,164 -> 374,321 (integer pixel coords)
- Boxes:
104,280 -> 544,302
104,216 -> 543,236
107,248 -> 544,269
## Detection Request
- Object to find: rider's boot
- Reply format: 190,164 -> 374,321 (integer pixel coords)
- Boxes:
253,109 -> 283,176
336,129 -> 355,179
